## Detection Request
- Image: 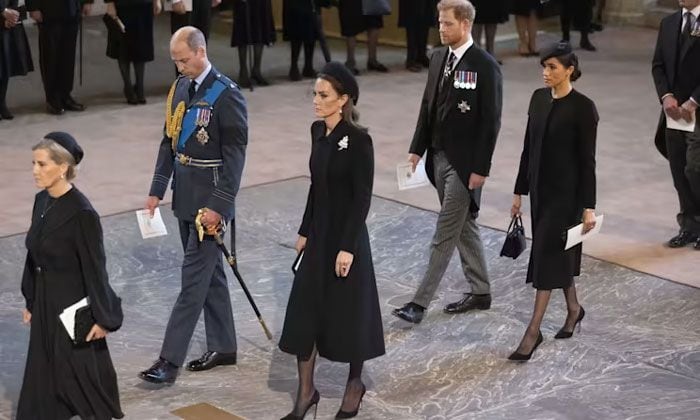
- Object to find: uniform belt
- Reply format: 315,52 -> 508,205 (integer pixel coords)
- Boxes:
176,153 -> 223,168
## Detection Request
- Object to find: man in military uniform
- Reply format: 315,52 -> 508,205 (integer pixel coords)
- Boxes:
139,26 -> 248,384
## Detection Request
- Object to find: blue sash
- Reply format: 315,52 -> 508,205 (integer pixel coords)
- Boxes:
177,79 -> 228,152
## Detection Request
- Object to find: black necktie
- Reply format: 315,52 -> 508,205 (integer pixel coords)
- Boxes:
188,80 -> 197,101
440,52 -> 457,91
682,12 -> 693,46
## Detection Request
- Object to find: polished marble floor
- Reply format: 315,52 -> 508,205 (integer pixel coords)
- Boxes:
1,178 -> 699,420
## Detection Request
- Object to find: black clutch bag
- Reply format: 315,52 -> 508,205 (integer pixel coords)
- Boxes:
500,216 -> 527,259
74,306 -> 96,346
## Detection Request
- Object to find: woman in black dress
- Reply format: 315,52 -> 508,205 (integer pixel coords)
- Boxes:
509,42 -> 598,361
279,62 -> 385,419
283,0 -> 331,81
398,0 -> 436,72
338,0 -> 388,75
559,0 -> 596,51
231,0 -> 276,87
472,0 -> 508,60
511,0 -> 541,56
105,0 -> 156,104
18,132 -> 124,419
0,0 -> 33,120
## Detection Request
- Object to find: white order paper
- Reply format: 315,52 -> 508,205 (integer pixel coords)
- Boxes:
665,111 -> 696,133
59,297 -> 89,341
136,208 -> 168,239
397,161 -> 430,191
163,0 -> 193,12
564,214 -> 604,250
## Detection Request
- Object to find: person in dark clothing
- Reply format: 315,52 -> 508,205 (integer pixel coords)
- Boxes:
279,62 -> 385,420
27,0 -> 90,115
18,132 -> 124,420
338,0 -> 388,74
471,0 -> 508,61
166,0 -> 215,39
231,0 -> 276,87
509,42 -> 598,361
559,0 -> 596,51
0,0 -> 34,120
283,0 -> 331,81
398,0 -> 436,72
511,0 -> 541,56
105,0 -> 157,104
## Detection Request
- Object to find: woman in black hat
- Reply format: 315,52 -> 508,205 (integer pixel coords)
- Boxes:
279,62 -> 385,419
509,42 -> 598,361
17,133 -> 124,419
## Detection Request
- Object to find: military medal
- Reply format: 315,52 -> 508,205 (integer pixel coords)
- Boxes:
453,71 -> 461,89
196,127 -> 209,145
466,71 -> 478,90
457,100 -> 470,113
195,107 -> 212,128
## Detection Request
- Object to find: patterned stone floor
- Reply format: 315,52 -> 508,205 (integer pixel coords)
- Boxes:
1,178 -> 699,419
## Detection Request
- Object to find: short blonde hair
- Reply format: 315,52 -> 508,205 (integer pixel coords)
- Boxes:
437,0 -> 476,22
32,139 -> 79,181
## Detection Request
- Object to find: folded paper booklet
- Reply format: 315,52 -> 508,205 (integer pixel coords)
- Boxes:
564,214 -> 604,250
59,297 -> 89,342
397,161 -> 430,191
665,111 -> 696,133
136,208 -> 168,239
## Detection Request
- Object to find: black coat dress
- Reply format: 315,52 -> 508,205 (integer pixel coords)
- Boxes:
105,0 -> 154,62
0,0 -> 34,79
17,187 -> 124,420
279,120 -> 385,363
514,88 -> 598,290
231,0 -> 276,47
282,0 -> 321,42
473,0 -> 509,24
397,0 -> 436,28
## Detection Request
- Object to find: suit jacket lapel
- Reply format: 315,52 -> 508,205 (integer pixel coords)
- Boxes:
440,47 -> 474,121
427,48 -> 448,115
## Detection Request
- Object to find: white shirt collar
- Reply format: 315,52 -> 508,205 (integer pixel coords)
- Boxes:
192,62 -> 212,90
683,5 -> 700,19
449,37 -> 473,64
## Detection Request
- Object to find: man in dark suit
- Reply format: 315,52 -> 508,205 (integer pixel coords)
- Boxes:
27,0 -> 89,114
652,0 -> 700,250
139,26 -> 248,384
392,0 -> 502,324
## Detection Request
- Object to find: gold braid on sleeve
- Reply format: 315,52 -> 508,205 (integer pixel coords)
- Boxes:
165,80 -> 186,152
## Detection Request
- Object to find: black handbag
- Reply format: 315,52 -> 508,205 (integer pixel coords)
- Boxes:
500,216 -> 527,259
74,305 -> 96,346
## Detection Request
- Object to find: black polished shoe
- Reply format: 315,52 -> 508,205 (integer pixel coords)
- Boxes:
344,62 -> 360,76
0,106 -> 13,120
252,73 -> 270,86
335,384 -> 365,419
406,61 -> 422,72
124,87 -> 139,105
139,358 -> 179,384
367,60 -> 388,72
302,66 -> 317,78
668,231 -> 698,248
63,96 -> 85,111
580,39 -> 597,51
289,66 -> 302,81
554,307 -> 585,339
391,302 -> 424,324
186,350 -> 237,372
443,293 -> 491,314
46,101 -> 65,115
508,331 -> 543,362
281,389 -> 320,420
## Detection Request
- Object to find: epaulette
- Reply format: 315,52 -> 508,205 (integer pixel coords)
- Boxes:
214,72 -> 238,90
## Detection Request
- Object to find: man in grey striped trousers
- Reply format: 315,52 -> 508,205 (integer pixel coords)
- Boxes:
392,0 -> 502,324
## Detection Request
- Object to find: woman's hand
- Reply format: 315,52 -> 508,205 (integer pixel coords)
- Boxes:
511,195 -> 522,218
335,251 -> 354,278
22,308 -> 31,325
294,236 -> 307,254
153,0 -> 162,15
582,209 -> 596,234
106,2 -> 117,18
86,324 -> 108,342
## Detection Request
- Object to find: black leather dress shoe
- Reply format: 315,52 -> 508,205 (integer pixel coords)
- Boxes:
443,293 -> 491,314
668,231 -> 698,248
139,358 -> 178,384
186,351 -> 237,372
46,102 -> 65,115
391,303 -> 424,324
63,96 -> 85,111
694,238 -> 700,250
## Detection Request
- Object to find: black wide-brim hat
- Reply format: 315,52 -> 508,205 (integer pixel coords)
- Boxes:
539,41 -> 573,65
44,132 -> 84,164
319,61 -> 359,105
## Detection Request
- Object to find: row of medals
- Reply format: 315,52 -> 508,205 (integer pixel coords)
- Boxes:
195,107 -> 211,145
453,70 -> 477,90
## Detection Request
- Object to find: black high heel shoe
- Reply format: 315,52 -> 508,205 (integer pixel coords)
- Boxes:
281,389 -> 320,420
508,330 -> 543,362
554,307 -> 585,339
335,384 -> 366,419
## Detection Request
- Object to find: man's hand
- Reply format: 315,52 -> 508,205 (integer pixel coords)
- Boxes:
468,173 -> 486,190
200,209 -> 222,234
663,95 -> 682,121
29,10 -> 42,23
22,308 -> 31,325
172,0 -> 187,15
582,209 -> 597,234
106,2 -> 117,17
85,324 -> 107,342
82,3 -> 92,16
294,235 -> 307,254
153,0 -> 162,15
680,99 -> 698,123
511,194 -> 522,218
408,153 -> 421,173
145,196 -> 160,218
2,8 -> 19,26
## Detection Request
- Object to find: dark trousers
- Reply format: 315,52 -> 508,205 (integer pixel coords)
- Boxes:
160,220 -> 237,366
666,120 -> 700,234
560,0 -> 593,39
37,20 -> 78,105
170,0 -> 212,39
405,23 -> 430,65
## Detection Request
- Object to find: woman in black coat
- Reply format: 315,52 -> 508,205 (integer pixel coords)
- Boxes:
231,0 -> 276,87
279,62 -> 384,419
472,0 -> 508,60
398,0 -> 436,72
0,0 -> 33,120
18,132 -> 124,419
509,42 -> 598,361
283,0 -> 331,81
338,0 -> 388,74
